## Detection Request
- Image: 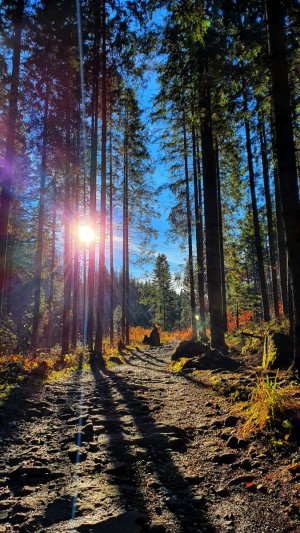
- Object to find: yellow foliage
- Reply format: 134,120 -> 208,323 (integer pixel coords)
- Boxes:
262,335 -> 278,369
170,357 -> 190,372
239,373 -> 300,438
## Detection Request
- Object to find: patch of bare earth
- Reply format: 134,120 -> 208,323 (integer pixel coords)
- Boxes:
0,344 -> 299,532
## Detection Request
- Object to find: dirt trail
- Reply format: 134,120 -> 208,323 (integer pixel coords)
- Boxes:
0,345 -> 298,532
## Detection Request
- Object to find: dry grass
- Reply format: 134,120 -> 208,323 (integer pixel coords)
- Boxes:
102,326 -> 192,365
239,373 -> 300,438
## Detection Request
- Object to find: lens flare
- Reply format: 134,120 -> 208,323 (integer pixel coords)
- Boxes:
78,224 -> 95,244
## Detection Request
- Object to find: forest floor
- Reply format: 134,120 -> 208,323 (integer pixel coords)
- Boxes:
0,343 -> 299,533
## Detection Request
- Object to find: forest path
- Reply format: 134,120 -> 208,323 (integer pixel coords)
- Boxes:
0,344 -> 297,532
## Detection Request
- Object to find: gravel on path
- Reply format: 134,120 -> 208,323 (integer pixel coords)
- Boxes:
0,344 -> 298,532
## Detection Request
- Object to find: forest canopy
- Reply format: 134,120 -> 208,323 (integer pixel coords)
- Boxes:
0,0 -> 299,369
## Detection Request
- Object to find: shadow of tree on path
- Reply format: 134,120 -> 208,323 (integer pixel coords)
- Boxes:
91,365 -> 215,533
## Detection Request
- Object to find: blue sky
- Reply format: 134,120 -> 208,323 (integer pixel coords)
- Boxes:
111,65 -> 187,281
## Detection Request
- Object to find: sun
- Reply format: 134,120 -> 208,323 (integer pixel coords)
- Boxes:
78,224 -> 95,244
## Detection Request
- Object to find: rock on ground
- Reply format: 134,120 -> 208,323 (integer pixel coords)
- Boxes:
0,344 -> 298,532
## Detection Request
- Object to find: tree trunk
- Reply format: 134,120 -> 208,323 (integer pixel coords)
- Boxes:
259,118 -> 280,317
196,136 -> 206,338
162,269 -> 166,330
47,175 -> 57,348
109,125 -> 114,345
216,143 -> 228,331
192,122 -> 206,340
94,0 -> 106,365
61,113 -> 72,356
125,165 -> 130,346
236,300 -> 239,330
87,18 -> 100,352
31,82 -> 49,350
200,82 -> 226,351
270,112 -> 289,315
71,151 -> 80,349
0,0 -> 24,317
183,119 -> 197,338
243,89 -> 270,322
122,117 -> 129,345
265,0 -> 300,367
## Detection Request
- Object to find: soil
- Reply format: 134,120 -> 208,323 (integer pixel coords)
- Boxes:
0,344 -> 299,532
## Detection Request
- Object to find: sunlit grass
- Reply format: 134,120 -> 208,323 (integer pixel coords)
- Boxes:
0,326 -> 192,393
239,373 -> 300,438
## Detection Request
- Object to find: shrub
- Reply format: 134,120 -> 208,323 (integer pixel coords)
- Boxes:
0,360 -> 25,384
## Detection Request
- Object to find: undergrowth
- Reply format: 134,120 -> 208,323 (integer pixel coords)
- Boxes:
238,373 -> 300,439
0,345 -> 90,404
103,326 -> 192,365
225,316 -> 290,360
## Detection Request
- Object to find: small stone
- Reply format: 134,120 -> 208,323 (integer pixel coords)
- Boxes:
67,447 -> 87,463
210,419 -> 223,429
288,463 -> 300,474
235,458 -> 253,471
257,484 -> 267,493
224,513 -> 234,520
10,464 -> 51,483
245,482 -> 257,492
0,501 -> 12,511
193,495 -> 205,505
167,437 -> 187,452
10,513 -> 26,525
0,510 -> 9,522
149,481 -> 160,490
215,486 -> 228,496
0,491 -> 10,501
8,456 -> 22,466
149,524 -> 166,532
220,431 -> 231,440
105,462 -> 128,476
93,425 -> 106,435
224,416 -> 239,427
211,452 -> 237,465
134,447 -> 148,458
285,504 -> 300,516
228,474 -> 255,486
89,442 -> 98,452
237,438 -> 248,448
226,436 -> 239,449
82,423 -> 94,441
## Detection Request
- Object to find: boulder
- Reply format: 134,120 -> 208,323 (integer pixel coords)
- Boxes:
143,326 -> 160,347
180,349 -> 240,371
171,340 -> 208,361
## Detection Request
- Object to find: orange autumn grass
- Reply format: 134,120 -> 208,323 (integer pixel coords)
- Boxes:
102,326 -> 192,363
129,326 -> 192,346
0,327 -> 192,386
